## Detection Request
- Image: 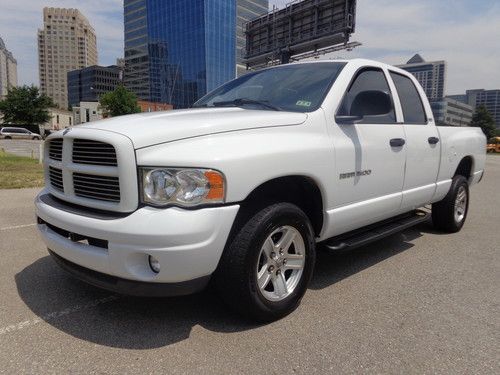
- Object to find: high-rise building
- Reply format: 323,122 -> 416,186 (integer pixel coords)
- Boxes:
0,37 -> 17,99
464,89 -> 500,128
236,0 -> 269,76
397,54 -> 446,100
38,8 -> 98,109
67,65 -> 122,107
124,0 -> 236,109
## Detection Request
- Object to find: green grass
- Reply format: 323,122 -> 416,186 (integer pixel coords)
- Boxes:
0,150 -> 44,189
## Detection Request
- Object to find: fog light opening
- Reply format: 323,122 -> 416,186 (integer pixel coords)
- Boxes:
148,255 -> 160,274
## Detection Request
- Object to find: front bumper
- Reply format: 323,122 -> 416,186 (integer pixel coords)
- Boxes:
48,250 -> 211,297
35,190 -> 239,293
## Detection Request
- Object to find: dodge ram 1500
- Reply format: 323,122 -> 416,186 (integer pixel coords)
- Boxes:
35,59 -> 486,321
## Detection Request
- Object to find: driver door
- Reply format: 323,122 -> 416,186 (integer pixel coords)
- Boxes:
328,67 -> 406,235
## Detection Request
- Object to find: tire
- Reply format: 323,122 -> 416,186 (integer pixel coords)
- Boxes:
215,203 -> 316,322
4,136 -> 11,140
432,175 -> 469,233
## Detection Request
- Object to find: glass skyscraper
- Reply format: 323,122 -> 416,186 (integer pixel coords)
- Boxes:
124,0 -> 236,109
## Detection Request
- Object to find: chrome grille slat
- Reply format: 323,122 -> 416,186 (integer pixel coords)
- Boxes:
73,175 -> 119,183
72,139 -> 117,166
71,150 -> 117,154
73,172 -> 120,202
74,189 -> 120,198
73,162 -> 118,166
49,166 -> 64,192
72,184 -> 120,193
48,139 -> 63,161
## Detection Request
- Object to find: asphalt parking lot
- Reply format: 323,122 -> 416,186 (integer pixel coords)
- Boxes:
0,156 -> 499,374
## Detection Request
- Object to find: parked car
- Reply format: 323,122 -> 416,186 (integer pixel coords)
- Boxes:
35,59 -> 486,321
0,127 -> 42,140
486,137 -> 500,153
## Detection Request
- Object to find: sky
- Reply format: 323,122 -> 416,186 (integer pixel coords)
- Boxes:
0,0 -> 498,95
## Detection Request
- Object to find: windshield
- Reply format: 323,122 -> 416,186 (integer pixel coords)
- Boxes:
193,62 -> 346,112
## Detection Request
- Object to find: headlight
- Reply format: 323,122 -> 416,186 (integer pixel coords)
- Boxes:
141,168 -> 225,207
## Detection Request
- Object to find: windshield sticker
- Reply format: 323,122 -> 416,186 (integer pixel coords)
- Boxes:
296,100 -> 312,107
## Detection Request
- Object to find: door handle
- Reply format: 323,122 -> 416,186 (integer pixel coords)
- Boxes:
428,137 -> 440,144
390,138 -> 406,147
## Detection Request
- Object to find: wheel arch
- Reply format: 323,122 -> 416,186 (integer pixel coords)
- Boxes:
232,175 -> 325,239
454,156 -> 474,182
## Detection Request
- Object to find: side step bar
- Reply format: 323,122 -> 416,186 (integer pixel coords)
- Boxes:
324,210 -> 429,252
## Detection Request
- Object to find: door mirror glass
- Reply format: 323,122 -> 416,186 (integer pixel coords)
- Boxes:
336,90 -> 392,124
351,90 -> 392,117
336,68 -> 396,125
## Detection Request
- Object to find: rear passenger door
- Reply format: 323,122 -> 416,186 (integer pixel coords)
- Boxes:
389,71 -> 440,210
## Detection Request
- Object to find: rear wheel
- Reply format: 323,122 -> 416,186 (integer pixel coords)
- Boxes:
215,203 -> 316,322
432,175 -> 469,233
4,136 -> 11,140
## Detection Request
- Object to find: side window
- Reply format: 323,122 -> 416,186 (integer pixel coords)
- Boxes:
338,68 -> 396,124
390,72 -> 427,124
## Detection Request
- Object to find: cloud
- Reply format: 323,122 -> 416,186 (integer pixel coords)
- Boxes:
0,0 -> 498,95
339,0 -> 500,93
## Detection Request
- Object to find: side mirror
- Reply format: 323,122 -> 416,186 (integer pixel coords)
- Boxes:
335,115 -> 363,124
336,90 -> 392,124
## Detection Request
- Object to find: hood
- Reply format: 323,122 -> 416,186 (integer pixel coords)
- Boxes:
80,108 -> 308,149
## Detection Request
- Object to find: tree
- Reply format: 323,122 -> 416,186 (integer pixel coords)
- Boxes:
470,105 -> 496,139
0,85 -> 54,125
99,85 -> 141,117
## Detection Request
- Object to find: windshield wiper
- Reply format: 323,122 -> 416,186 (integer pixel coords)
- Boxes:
212,98 -> 281,111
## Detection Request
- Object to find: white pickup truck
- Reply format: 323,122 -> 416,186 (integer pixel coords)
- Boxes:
35,59 -> 486,321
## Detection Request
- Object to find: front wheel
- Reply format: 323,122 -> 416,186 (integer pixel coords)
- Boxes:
215,203 -> 316,322
432,175 -> 469,233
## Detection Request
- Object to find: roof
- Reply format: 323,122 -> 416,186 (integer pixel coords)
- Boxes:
407,54 -> 425,64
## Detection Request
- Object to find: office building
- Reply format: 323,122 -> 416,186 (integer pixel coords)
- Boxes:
430,97 -> 473,127
38,8 -> 98,109
67,65 -> 122,107
397,54 -> 446,100
0,37 -> 17,99
464,89 -> 500,128
236,0 -> 269,76
44,108 -> 73,131
124,0 -> 236,108
72,101 -> 103,125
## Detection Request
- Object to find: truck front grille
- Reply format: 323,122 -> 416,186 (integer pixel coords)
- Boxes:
73,173 -> 120,202
72,139 -> 117,166
44,133 -> 137,212
48,139 -> 63,161
49,166 -> 64,192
